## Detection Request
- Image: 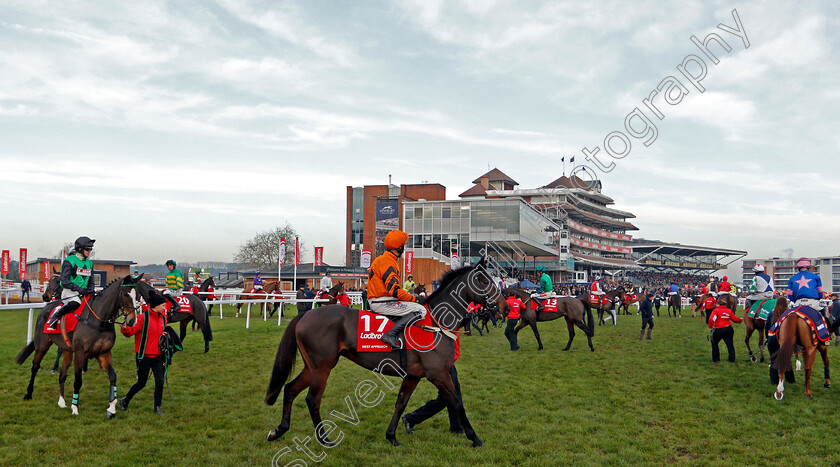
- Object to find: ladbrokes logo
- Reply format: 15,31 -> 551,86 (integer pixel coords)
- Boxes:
360,332 -> 383,339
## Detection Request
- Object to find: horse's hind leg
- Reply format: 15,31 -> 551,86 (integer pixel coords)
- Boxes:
573,318 -> 594,352
529,320 -> 543,350
820,345 -> 830,388
385,377 -> 421,447
268,366 -> 311,441
24,346 -> 48,400
804,348 -> 817,397
305,367 -> 336,445
563,319 -> 575,351
744,327 -> 755,362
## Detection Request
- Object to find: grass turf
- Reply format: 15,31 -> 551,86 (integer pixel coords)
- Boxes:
1,304 -> 837,466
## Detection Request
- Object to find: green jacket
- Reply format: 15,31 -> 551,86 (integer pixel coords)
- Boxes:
166,268 -> 184,291
61,254 -> 93,292
539,273 -> 553,293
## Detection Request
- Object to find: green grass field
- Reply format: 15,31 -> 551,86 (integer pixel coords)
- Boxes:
2,304 -> 838,466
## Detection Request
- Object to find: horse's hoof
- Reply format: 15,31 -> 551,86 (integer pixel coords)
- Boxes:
774,391 -> 784,400
750,356 -> 757,363
562,347 -> 570,351
537,346 -> 544,351
590,347 -> 595,352
106,411 -> 115,420
267,430 -> 282,442
23,394 -> 32,401
387,437 -> 401,447
472,439 -> 484,448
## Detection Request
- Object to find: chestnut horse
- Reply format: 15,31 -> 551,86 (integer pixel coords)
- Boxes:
771,300 -> 830,400
595,288 -> 626,326
16,275 -> 142,418
744,298 -> 777,363
265,257 -> 501,447
236,279 -> 281,317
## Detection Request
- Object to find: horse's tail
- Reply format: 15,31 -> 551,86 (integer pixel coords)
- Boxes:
771,316 -> 797,375
16,341 -> 36,365
265,314 -> 302,406
585,302 -> 594,337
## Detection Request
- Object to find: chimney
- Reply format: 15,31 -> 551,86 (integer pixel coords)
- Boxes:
479,176 -> 489,189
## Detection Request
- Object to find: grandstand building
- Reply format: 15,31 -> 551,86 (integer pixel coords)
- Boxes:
742,256 -> 840,293
631,239 -> 746,274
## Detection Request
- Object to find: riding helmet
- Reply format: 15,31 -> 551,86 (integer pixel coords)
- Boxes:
74,236 -> 95,251
384,230 -> 409,250
165,259 -> 177,267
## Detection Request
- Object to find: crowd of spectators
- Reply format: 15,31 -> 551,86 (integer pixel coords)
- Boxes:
628,271 -> 711,291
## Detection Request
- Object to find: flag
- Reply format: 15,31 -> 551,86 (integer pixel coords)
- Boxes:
19,248 -> 27,280
279,238 -> 286,266
1,250 -> 8,275
360,249 -> 372,268
405,251 -> 414,275
295,237 -> 300,265
43,261 -> 51,281
314,247 -> 324,266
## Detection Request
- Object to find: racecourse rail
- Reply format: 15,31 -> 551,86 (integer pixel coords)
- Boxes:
1,289 -> 364,344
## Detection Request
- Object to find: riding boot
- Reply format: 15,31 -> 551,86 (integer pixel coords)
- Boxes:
47,301 -> 80,330
165,295 -> 181,314
646,328 -> 652,340
380,313 -> 418,349
639,330 -> 644,340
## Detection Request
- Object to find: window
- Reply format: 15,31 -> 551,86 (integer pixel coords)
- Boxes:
433,206 -> 442,218
405,208 -> 414,220
442,207 -> 451,218
415,207 -> 423,218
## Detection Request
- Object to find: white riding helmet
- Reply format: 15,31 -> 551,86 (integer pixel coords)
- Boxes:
752,264 -> 764,273
596,276 -> 602,280
710,292 -> 717,297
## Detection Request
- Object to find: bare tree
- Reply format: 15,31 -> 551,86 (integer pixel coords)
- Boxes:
234,224 -> 305,270
54,242 -> 74,259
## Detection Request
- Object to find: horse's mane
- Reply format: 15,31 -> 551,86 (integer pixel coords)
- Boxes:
424,264 -> 477,302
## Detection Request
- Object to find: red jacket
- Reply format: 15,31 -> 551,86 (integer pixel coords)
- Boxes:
703,296 -> 717,310
121,310 -> 166,357
707,306 -> 742,329
506,296 -> 525,320
454,335 -> 461,362
701,286 -> 708,294
338,293 -> 351,307
467,302 -> 482,314
718,281 -> 730,293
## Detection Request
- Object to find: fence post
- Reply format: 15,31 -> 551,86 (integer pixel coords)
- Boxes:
277,300 -> 283,326
246,303 -> 251,329
27,307 -> 34,344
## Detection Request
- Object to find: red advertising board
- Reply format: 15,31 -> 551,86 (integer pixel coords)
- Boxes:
314,247 -> 323,266
19,248 -> 27,280
404,251 -> 414,275
295,237 -> 300,265
1,250 -> 9,275
43,261 -> 51,281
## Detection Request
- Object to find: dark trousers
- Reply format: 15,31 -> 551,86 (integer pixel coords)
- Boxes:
504,319 -> 519,348
125,355 -> 165,407
22,290 -> 30,301
711,326 -> 736,362
767,335 -> 796,384
403,366 -> 463,432
641,317 -> 654,330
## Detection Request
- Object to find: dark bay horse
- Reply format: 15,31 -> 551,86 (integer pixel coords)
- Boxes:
772,300 -> 830,400
135,281 -> 213,353
265,258 -> 501,448
666,293 -> 681,317
42,268 -> 61,302
16,275 -> 141,418
744,297 -> 777,363
508,288 -> 594,351
315,281 -> 345,307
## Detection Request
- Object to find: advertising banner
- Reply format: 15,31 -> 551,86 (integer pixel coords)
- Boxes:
314,247 -> 324,266
19,248 -> 27,280
1,250 -> 9,275
360,249 -> 372,268
405,251 -> 414,275
279,238 -> 286,266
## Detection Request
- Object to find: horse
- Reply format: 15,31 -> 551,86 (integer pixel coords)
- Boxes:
315,281 -> 346,307
692,293 -> 708,318
133,280 -> 213,353
667,293 -> 681,318
507,288 -> 595,351
42,268 -> 61,302
196,276 -> 216,316
16,274 -> 141,418
236,279 -> 281,317
771,299 -> 830,400
617,292 -> 637,316
593,288 -> 625,326
264,257 -> 501,448
744,297 -> 777,363
468,303 -> 496,336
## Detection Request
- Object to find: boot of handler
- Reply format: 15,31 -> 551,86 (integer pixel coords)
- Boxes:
646,328 -> 652,340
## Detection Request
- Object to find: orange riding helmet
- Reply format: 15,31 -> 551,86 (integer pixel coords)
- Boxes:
384,230 -> 409,250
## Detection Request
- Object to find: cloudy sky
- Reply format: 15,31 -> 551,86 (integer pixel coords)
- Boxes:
1,1 -> 838,273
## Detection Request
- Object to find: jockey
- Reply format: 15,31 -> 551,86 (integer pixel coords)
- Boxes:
537,266 -> 553,296
747,264 -> 774,303
163,259 -> 182,313
320,271 -> 332,292
700,284 -> 708,295
668,282 -> 679,296
590,276 -> 605,304
48,236 -> 95,330
788,257 -> 823,309
367,230 -> 426,348
717,276 -> 731,294
253,271 -> 264,292
403,274 -> 416,293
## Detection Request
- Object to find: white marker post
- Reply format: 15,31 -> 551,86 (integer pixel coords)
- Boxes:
27,307 -> 34,344
246,303 -> 251,329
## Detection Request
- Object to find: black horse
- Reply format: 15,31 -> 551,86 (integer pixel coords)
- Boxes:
265,257 -> 502,447
135,280 -> 213,353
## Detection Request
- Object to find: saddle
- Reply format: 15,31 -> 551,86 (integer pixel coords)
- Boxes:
747,299 -> 775,321
768,305 -> 831,342
43,296 -> 91,335
356,310 -> 443,352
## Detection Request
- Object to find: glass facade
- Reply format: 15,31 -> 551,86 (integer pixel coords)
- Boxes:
349,187 -> 364,267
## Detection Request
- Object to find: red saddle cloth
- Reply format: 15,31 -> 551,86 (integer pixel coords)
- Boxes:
43,296 -> 91,334
143,295 -> 192,314
357,310 -> 437,352
589,294 -> 611,307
